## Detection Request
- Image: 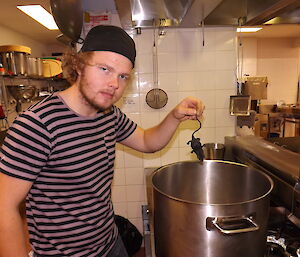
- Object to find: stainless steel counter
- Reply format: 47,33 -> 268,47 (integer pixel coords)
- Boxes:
224,135 -> 300,218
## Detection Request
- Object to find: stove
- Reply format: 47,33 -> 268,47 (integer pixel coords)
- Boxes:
265,206 -> 300,257
226,135 -> 300,257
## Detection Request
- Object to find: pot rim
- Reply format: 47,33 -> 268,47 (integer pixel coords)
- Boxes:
152,160 -> 274,206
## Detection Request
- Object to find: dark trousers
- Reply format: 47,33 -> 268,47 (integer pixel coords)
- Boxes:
33,235 -> 129,257
106,235 -> 129,257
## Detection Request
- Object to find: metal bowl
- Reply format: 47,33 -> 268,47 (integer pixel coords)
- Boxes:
7,85 -> 37,103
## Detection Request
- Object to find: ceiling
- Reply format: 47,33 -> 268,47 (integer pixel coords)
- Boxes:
0,0 -> 62,45
0,0 -> 299,47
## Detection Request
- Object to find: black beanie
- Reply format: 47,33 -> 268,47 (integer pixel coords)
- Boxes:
80,25 -> 136,68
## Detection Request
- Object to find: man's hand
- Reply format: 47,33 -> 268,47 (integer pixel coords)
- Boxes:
121,97 -> 205,153
172,97 -> 205,121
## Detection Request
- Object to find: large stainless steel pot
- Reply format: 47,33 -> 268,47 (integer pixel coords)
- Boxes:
152,160 -> 273,257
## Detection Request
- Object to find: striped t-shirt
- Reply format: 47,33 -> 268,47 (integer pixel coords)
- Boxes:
0,92 -> 137,256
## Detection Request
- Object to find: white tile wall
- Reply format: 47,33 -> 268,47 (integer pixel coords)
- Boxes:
112,27 -> 237,233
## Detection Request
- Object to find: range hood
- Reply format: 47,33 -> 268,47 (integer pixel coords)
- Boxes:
51,0 -> 300,44
114,0 -> 300,28
114,0 -> 224,29
204,0 -> 300,26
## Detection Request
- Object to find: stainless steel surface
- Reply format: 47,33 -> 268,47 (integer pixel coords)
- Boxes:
27,57 -> 37,77
7,85 -> 37,103
205,0 -> 300,26
224,135 -> 300,218
152,160 -> 273,257
267,136 -> 300,153
50,0 -> 83,43
203,143 -> 225,160
115,0 -> 300,29
210,215 -> 259,234
115,0 -> 224,28
228,136 -> 300,183
27,57 -> 43,78
142,205 -> 152,257
0,52 -> 29,76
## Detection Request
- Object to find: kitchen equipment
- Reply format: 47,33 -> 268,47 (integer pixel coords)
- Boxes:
50,0 -> 83,44
230,95 -> 251,116
242,76 -> 268,100
224,136 -> 300,256
0,45 -> 31,76
146,28 -> 168,109
224,135 -> 300,216
27,57 -> 44,78
7,85 -> 37,112
152,160 -> 273,257
203,143 -> 225,159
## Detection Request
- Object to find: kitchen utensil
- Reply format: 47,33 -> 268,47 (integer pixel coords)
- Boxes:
152,160 -> 273,257
146,27 -> 168,109
50,0 -> 83,44
145,88 -> 168,109
187,117 -> 204,161
7,85 -> 37,112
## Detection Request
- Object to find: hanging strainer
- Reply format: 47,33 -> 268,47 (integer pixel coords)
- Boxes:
145,26 -> 168,109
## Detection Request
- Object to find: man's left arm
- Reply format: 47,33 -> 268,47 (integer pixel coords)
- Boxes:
121,97 -> 205,153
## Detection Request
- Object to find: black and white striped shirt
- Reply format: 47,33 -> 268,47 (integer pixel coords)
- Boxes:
0,92 -> 137,256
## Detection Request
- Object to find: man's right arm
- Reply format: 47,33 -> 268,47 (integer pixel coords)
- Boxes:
0,172 -> 33,257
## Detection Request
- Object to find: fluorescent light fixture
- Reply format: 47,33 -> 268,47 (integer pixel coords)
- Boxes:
17,5 -> 58,30
237,27 -> 262,32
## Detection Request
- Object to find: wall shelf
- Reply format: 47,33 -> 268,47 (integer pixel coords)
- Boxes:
0,75 -> 70,126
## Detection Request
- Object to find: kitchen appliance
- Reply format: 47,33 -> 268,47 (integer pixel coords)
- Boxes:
151,160 -> 273,257
224,136 -> 300,257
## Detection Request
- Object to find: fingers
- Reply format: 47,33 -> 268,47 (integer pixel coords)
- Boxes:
182,97 -> 205,118
172,97 -> 205,122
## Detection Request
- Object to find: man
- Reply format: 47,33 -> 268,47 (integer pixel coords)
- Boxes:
0,25 -> 204,257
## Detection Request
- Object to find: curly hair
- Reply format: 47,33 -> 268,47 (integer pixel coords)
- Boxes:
62,48 -> 94,85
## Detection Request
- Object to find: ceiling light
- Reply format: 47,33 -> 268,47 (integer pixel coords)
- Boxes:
237,27 -> 262,33
17,5 -> 58,30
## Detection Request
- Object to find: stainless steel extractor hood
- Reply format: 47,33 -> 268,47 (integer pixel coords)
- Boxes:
114,0 -> 300,29
114,0 -> 224,29
203,0 -> 300,26
51,0 -> 300,43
